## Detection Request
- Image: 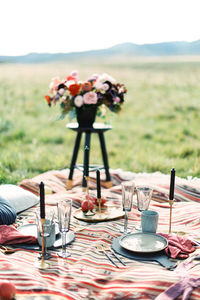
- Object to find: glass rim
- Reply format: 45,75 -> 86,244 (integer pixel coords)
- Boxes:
121,181 -> 135,186
136,186 -> 153,192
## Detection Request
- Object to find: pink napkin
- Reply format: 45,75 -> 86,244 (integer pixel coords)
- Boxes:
0,225 -> 37,245
158,233 -> 196,259
155,258 -> 200,300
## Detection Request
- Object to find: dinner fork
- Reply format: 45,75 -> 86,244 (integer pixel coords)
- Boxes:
96,244 -> 119,268
0,246 -> 18,254
102,243 -> 126,266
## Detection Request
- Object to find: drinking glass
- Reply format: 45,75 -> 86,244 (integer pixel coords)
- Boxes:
120,181 -> 135,234
57,199 -> 72,258
135,186 -> 153,231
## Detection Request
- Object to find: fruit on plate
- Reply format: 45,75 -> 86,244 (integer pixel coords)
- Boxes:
0,280 -> 16,300
94,197 -> 107,206
85,195 -> 96,203
81,199 -> 94,212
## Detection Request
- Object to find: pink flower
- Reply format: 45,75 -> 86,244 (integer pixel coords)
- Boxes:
66,70 -> 79,82
113,97 -> 121,103
83,92 -> 98,104
49,77 -> 62,93
74,95 -> 84,107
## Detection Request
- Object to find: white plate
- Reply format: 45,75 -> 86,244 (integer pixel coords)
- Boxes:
18,223 -> 60,236
18,223 -> 75,248
119,233 -> 168,253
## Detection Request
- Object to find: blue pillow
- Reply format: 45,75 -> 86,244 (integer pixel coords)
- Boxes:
0,184 -> 39,214
0,197 -> 16,225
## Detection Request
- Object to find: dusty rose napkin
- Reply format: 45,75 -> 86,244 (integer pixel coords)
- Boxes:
158,233 -> 196,259
0,225 -> 37,245
155,258 -> 200,300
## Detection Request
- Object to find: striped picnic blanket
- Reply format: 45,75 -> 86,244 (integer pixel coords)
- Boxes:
0,169 -> 200,299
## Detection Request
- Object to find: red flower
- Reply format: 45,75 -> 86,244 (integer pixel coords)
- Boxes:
45,95 -> 51,106
82,81 -> 92,92
66,75 -> 77,81
68,84 -> 80,96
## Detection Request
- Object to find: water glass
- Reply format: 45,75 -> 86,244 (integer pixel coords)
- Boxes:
136,186 -> 153,231
120,181 -> 135,234
57,199 -> 72,258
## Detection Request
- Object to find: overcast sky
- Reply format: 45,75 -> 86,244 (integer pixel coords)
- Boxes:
0,0 -> 200,56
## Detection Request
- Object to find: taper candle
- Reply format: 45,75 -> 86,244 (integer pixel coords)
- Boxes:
96,169 -> 101,199
169,168 -> 175,200
39,182 -> 45,219
84,146 -> 89,177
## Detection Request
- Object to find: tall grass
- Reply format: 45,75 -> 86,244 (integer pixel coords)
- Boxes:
0,57 -> 200,184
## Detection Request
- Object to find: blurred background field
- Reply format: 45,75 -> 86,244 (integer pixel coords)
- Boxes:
1,56 -> 200,184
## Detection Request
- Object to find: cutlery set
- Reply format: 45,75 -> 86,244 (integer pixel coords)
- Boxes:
96,243 -> 126,268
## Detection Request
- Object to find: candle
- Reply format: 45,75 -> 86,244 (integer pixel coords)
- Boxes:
39,182 -> 45,219
169,168 -> 175,200
96,169 -> 101,199
84,146 -> 89,177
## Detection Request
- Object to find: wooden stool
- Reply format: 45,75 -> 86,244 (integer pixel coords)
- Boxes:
66,123 -> 112,190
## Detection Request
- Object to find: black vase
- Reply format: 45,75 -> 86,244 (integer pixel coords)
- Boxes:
76,106 -> 97,128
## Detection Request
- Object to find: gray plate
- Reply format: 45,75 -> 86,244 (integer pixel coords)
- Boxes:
119,233 -> 168,253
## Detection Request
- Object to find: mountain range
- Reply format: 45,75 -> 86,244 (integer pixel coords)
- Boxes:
1,40 -> 200,63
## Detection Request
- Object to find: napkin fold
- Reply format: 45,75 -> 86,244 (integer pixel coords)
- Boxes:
158,233 -> 196,259
0,225 -> 37,245
155,258 -> 200,300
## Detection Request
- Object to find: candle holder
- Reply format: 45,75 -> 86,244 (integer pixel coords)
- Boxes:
84,176 -> 95,216
97,198 -> 102,214
35,218 -> 50,269
169,199 -> 174,234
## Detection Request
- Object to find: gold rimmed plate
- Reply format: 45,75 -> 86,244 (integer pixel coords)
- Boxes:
119,233 -> 168,253
73,206 -> 125,222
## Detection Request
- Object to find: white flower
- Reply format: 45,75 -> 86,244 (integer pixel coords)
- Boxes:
66,80 -> 76,87
93,80 -> 104,91
99,73 -> 116,83
58,88 -> 65,95
74,95 -> 84,107
102,83 -> 109,91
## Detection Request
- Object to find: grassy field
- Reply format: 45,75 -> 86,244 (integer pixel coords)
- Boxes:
1,56 -> 200,184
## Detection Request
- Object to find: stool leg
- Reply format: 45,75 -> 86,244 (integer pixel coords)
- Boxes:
98,132 -> 112,188
82,132 -> 91,188
66,132 -> 82,190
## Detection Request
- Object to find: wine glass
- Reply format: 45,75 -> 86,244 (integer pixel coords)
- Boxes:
57,199 -> 72,258
120,181 -> 135,234
135,186 -> 153,231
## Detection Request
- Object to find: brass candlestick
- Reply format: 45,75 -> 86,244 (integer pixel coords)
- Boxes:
84,176 -> 95,216
35,218 -> 49,269
169,199 -> 174,234
97,198 -> 101,214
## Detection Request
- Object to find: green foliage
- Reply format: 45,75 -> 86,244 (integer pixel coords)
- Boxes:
0,58 -> 200,184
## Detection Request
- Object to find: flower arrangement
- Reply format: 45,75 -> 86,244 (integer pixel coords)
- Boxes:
45,71 -> 127,120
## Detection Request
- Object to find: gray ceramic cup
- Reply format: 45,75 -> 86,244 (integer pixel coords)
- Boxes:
37,220 -> 56,248
141,210 -> 159,233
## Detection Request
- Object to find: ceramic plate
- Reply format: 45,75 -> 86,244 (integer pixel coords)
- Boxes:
18,223 -> 60,237
18,223 -> 75,248
119,233 -> 168,253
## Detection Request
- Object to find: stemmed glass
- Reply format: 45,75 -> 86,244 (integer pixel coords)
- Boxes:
57,199 -> 72,258
120,181 -> 135,234
135,186 -> 153,231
